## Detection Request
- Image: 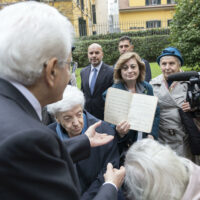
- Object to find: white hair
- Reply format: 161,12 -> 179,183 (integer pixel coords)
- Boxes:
160,56 -> 181,67
124,139 -> 192,200
47,85 -> 85,116
0,1 -> 74,85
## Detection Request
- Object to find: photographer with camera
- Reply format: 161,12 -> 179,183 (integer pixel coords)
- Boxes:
150,47 -> 197,162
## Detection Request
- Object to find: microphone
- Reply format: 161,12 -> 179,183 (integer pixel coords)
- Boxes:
167,71 -> 200,81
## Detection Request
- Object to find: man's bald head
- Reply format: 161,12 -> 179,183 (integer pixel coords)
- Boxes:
88,43 -> 103,67
88,43 -> 102,51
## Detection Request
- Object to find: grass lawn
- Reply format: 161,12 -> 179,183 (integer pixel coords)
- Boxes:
75,63 -> 190,89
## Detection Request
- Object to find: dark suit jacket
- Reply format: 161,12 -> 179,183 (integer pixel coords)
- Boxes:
49,111 -> 119,200
81,63 -> 114,120
0,78 -> 117,200
143,59 -> 152,82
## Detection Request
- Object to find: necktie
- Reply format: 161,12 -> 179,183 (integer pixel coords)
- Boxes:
90,68 -> 97,95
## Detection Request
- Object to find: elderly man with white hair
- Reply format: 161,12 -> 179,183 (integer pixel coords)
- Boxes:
48,85 -> 120,199
0,2 -> 125,200
124,139 -> 200,200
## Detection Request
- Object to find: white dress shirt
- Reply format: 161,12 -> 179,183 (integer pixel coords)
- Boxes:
89,61 -> 103,88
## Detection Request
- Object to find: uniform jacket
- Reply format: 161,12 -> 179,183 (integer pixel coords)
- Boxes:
81,62 -> 113,120
49,111 -> 119,200
150,74 -> 193,160
0,78 -> 118,200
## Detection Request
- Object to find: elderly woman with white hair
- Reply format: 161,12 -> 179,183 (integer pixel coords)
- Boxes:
47,85 -> 119,200
124,139 -> 200,200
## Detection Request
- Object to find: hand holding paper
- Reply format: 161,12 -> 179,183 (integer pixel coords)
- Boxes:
104,88 -> 158,133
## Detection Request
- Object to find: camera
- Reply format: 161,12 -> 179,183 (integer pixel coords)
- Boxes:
168,71 -> 200,117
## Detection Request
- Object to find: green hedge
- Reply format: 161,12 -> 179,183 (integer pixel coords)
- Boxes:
73,34 -> 170,68
78,28 -> 170,41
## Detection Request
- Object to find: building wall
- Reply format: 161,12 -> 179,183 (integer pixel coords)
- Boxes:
95,0 -> 108,24
129,0 -> 169,7
129,0 -> 145,7
53,0 -> 93,37
0,0 -> 95,37
119,0 -> 176,31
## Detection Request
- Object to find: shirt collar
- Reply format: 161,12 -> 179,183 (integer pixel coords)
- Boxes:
8,80 -> 42,121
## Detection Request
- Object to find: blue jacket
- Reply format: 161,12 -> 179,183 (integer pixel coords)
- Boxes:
49,110 -> 119,200
103,81 -> 160,165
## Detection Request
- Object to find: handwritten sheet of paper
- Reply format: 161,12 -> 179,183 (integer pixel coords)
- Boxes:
104,88 -> 158,133
104,88 -> 132,125
128,94 -> 158,133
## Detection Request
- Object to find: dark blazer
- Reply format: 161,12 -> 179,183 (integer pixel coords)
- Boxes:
49,111 -> 119,200
143,59 -> 152,82
81,62 -> 114,120
0,78 -> 117,200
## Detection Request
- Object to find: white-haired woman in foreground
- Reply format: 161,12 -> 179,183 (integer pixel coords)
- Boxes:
47,85 -> 120,199
124,139 -> 200,200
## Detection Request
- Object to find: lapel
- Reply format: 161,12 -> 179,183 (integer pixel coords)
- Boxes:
159,80 -> 179,107
93,63 -> 106,95
0,78 -> 40,121
85,65 -> 91,95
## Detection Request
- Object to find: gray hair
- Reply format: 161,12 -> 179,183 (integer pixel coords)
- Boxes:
0,1 -> 74,85
47,85 -> 85,116
124,139 -> 192,200
160,56 -> 181,67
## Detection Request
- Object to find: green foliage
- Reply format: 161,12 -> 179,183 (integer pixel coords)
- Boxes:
78,28 -> 170,41
170,0 -> 200,70
73,34 -> 170,68
150,62 -> 161,78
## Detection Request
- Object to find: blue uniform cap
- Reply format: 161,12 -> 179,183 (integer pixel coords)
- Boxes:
157,47 -> 184,66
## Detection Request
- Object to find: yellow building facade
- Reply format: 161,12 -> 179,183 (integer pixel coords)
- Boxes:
41,0 -> 96,37
119,0 -> 176,31
0,0 -> 96,36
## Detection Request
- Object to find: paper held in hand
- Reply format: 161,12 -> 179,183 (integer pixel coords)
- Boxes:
104,88 -> 158,133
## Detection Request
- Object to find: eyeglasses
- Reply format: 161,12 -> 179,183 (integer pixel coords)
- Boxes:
44,60 -> 78,73
59,61 -> 78,73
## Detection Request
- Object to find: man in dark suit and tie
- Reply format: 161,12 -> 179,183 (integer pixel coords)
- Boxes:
0,2 -> 125,200
81,43 -> 114,120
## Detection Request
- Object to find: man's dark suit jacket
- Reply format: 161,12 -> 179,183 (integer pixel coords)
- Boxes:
0,78 -> 117,200
80,63 -> 114,120
49,111 -> 119,200
143,59 -> 152,82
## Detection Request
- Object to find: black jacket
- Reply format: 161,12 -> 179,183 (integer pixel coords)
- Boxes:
81,63 -> 114,120
0,78 -> 117,200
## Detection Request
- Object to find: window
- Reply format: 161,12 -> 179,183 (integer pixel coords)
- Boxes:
146,20 -> 161,28
146,0 -> 161,6
81,0 -> 84,10
92,5 -> 96,24
77,0 -> 79,5
168,19 -> 172,26
167,0 -> 176,4
78,17 -> 87,36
